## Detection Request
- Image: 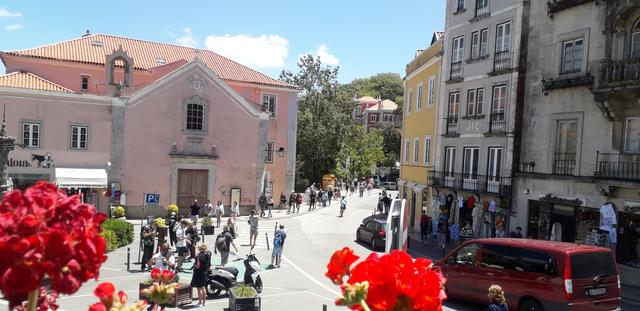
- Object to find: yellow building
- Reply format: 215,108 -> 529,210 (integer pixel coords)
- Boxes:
398,32 -> 443,231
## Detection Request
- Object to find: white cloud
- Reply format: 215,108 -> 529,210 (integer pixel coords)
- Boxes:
5,24 -> 23,31
315,45 -> 339,65
176,28 -> 197,47
204,34 -> 288,68
0,8 -> 22,17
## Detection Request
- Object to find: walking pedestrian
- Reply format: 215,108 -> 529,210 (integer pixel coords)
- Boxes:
204,200 -> 214,218
190,243 -> 211,307
459,221 -> 474,243
267,196 -> 273,218
186,221 -> 199,261
190,199 -> 200,224
248,210 -> 259,248
382,191 -> 392,213
322,190 -> 328,207
288,191 -> 296,213
377,192 -> 384,214
437,218 -> 448,249
309,189 -> 316,211
175,219 -> 190,272
295,193 -> 302,213
420,212 -> 431,242
487,285 -> 509,311
167,212 -> 178,248
258,193 -> 267,217
140,219 -> 157,271
279,192 -> 287,210
214,226 -> 238,266
269,224 -> 287,268
226,218 -> 237,238
328,187 -> 334,205
231,201 -> 240,223
215,200 -> 224,227
359,182 -> 365,197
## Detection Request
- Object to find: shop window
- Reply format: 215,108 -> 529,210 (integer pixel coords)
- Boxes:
454,243 -> 478,264
70,125 -> 88,150
22,122 -> 40,148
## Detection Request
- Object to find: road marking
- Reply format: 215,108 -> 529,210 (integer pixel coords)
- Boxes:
58,289 -> 140,300
304,290 -> 335,302
281,255 -> 339,296
101,267 -> 122,271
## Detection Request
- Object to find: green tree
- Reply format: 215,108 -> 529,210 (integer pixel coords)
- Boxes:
380,123 -> 401,167
345,72 -> 404,112
335,127 -> 385,180
280,55 -> 355,190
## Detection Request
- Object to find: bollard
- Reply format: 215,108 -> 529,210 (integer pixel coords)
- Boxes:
323,304 -> 327,311
126,247 -> 130,271
201,229 -> 205,243
265,232 -> 270,250
274,222 -> 278,235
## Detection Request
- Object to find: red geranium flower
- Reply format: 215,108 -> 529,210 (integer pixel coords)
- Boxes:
325,247 -> 359,285
161,269 -> 174,283
150,268 -> 161,282
93,282 -> 115,299
87,302 -> 106,311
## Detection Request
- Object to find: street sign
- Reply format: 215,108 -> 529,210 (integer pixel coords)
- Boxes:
144,193 -> 160,205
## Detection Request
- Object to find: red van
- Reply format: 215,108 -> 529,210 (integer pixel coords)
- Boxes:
435,239 -> 621,311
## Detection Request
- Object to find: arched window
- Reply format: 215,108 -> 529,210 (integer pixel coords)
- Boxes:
631,20 -> 640,59
186,102 -> 204,131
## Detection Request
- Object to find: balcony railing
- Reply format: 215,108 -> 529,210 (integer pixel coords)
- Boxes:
455,1 -> 465,13
450,61 -> 463,80
597,59 -> 640,89
445,115 -> 459,136
475,1 -> 489,17
489,112 -> 506,133
428,171 -> 512,195
547,0 -> 596,16
493,51 -> 512,73
553,152 -> 576,175
595,152 -> 640,181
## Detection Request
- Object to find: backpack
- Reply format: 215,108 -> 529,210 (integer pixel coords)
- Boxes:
274,231 -> 283,247
201,251 -> 211,271
215,233 -> 228,252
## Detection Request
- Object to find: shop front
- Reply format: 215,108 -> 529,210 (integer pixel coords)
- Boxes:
7,152 -> 54,190
619,201 -> 640,267
54,168 -> 108,213
526,196 -> 599,243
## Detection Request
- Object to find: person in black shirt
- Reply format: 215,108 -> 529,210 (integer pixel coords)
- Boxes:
186,222 -> 199,261
190,243 -> 211,307
140,220 -> 157,271
510,226 -> 524,238
190,199 -> 200,224
167,212 -> 178,247
288,191 -> 296,213
382,192 -> 392,213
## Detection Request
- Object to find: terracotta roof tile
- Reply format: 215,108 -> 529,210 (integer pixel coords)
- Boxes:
2,34 -> 296,90
0,72 -> 72,92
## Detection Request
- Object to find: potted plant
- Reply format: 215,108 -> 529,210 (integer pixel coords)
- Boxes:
140,269 -> 192,308
229,284 -> 260,311
201,216 -> 215,235
167,204 -> 179,215
112,205 -> 126,218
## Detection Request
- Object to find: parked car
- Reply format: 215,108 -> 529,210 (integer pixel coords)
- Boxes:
434,238 -> 620,311
356,218 -> 387,250
381,181 -> 397,190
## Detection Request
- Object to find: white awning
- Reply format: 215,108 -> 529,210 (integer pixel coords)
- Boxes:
396,179 -> 407,186
55,168 -> 107,189
413,184 -> 427,192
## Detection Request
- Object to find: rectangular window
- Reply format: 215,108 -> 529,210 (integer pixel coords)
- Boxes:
632,32 -> 640,59
370,114 -> 378,122
463,147 -> 479,179
452,36 -> 464,63
496,22 -> 511,53
81,76 -> 89,91
624,117 -> 640,152
263,94 -> 277,117
475,0 -> 489,16
407,90 -> 413,113
448,92 -> 460,118
413,138 -> 420,163
487,147 -> 502,179
480,29 -> 488,57
424,136 -> 431,164
491,85 -> 507,114
554,119 -> 578,175
561,38 -> 584,74
471,29 -> 488,59
467,89 -> 476,116
417,83 -> 424,111
444,147 -> 456,177
22,122 -> 40,148
427,77 -> 435,107
456,0 -> 465,12
266,141 -> 275,163
476,88 -> 484,115
70,125 -> 88,150
404,140 -> 411,162
186,103 -> 205,131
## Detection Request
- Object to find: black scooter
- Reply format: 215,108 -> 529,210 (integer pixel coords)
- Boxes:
205,253 -> 263,298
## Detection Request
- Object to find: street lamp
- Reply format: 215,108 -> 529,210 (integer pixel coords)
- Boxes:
277,147 -> 285,157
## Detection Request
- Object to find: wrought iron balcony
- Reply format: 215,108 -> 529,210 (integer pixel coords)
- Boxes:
428,171 -> 512,195
488,112 -> 506,133
595,152 -> 640,181
553,152 -> 576,175
450,61 -> 463,80
597,59 -> 640,89
475,1 -> 489,18
492,51 -> 513,73
547,0 -> 597,17
445,115 -> 459,136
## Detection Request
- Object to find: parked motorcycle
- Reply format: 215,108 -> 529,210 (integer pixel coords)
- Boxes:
243,253 -> 263,293
205,265 -> 238,298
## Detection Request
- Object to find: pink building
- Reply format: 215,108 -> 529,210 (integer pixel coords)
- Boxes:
353,96 -> 400,132
0,33 -> 299,217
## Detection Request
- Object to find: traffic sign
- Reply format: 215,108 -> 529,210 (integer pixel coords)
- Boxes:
144,193 -> 160,205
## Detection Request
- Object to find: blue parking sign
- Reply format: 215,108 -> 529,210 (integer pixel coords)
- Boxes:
145,193 -> 160,205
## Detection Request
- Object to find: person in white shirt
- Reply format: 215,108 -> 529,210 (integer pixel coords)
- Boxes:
175,219 -> 190,271
147,242 -> 176,270
205,200 -> 214,218
216,201 -> 224,227
231,201 -> 240,223
248,210 -> 259,248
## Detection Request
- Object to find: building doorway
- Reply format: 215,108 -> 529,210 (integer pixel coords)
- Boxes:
177,169 -> 208,215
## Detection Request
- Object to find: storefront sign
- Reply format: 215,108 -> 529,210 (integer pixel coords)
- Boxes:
8,153 -> 54,168
8,158 -> 32,167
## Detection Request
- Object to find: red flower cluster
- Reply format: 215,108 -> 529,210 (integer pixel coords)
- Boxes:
325,247 -> 447,311
14,287 -> 59,311
0,182 -> 108,308
89,282 -> 146,311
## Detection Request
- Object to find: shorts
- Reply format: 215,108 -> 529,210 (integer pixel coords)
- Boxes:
177,246 -> 189,256
220,251 -> 230,266
190,215 -> 198,222
272,246 -> 283,257
250,227 -> 258,235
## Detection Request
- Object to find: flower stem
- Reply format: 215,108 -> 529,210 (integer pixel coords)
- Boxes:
26,289 -> 39,311
359,300 -> 371,311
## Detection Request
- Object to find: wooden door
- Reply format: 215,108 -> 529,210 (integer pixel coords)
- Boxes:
177,169 -> 208,216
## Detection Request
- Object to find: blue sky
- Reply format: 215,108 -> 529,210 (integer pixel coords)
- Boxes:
0,0 -> 445,83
